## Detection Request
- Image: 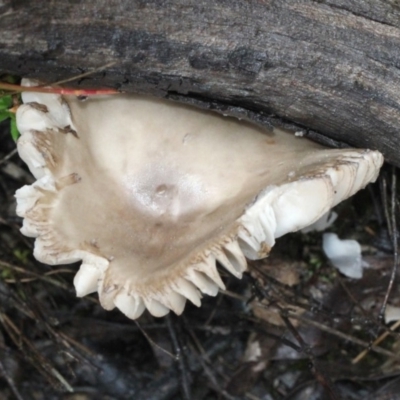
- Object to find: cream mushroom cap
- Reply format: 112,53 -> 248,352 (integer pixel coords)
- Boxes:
15,84 -> 384,319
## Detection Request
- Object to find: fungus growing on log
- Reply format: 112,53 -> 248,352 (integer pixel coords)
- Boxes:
15,83 -> 383,319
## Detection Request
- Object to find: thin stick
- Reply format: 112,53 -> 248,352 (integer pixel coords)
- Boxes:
352,319 -> 400,364
0,62 -> 119,97
0,358 -> 25,400
0,82 -> 119,96
50,61 -> 117,86
0,313 -> 73,392
134,321 -> 175,359
285,311 -> 399,360
379,166 -> 398,322
166,315 -> 192,400
0,148 -> 17,166
0,261 -> 73,291
380,175 -> 392,238
280,311 -> 340,400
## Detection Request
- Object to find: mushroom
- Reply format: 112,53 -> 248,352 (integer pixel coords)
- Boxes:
15,83 -> 383,319
323,233 -> 363,279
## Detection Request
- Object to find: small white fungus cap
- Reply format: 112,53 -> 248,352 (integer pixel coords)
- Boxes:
322,233 -> 363,279
15,80 -> 384,319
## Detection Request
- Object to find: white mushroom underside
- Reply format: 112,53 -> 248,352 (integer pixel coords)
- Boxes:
15,86 -> 384,319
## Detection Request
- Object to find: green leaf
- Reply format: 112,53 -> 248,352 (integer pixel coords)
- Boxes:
0,95 -> 12,110
10,117 -> 19,141
0,111 -> 10,123
0,92 -> 21,140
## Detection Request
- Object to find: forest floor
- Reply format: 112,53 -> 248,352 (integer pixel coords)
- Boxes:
1,118 -> 400,400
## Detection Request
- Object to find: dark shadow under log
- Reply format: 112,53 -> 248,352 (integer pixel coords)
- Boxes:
1,0 -> 400,165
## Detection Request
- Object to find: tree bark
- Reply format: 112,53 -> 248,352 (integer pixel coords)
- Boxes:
1,0 -> 400,165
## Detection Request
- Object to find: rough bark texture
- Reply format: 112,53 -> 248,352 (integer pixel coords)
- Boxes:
1,0 -> 400,165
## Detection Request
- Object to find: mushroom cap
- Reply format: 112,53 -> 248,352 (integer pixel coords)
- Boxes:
15,84 -> 383,319
323,233 -> 363,279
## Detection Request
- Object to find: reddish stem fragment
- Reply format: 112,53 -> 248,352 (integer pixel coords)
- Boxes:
0,82 -> 119,96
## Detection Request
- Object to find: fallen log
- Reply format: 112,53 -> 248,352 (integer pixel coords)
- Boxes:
1,0 -> 400,164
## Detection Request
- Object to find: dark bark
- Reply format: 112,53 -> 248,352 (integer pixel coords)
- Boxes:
1,0 -> 400,165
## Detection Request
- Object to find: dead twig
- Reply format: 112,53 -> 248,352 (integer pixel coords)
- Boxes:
352,319 -> 400,364
380,172 -> 392,238
379,167 -> 399,323
0,312 -> 73,392
286,310 -> 400,360
0,357 -> 25,400
134,320 -> 175,359
0,62 -> 119,97
186,335 -> 237,400
166,315 -> 192,400
0,260 -> 73,291
0,148 -> 17,167
279,309 -> 341,400
50,61 -> 118,87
